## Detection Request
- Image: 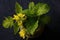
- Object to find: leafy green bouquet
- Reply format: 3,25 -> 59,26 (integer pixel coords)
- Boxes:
2,2 -> 50,40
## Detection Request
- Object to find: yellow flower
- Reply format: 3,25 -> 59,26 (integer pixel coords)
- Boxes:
18,21 -> 23,26
19,28 -> 26,39
17,13 -> 25,18
13,15 -> 19,21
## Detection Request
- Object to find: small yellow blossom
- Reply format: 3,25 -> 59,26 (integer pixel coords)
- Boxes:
19,28 -> 26,39
13,15 -> 20,21
17,13 -> 25,18
22,16 -> 27,20
18,21 -> 23,26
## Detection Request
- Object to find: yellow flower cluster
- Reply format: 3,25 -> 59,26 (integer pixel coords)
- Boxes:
13,13 -> 27,39
13,13 -> 26,27
19,28 -> 26,39
13,15 -> 19,21
13,13 -> 26,21
17,13 -> 25,18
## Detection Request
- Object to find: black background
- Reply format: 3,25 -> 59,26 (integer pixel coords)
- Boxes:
0,0 -> 60,40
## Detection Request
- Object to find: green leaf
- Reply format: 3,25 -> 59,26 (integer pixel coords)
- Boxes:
25,17 -> 38,35
23,9 -> 29,15
29,2 -> 35,11
23,9 -> 34,17
28,2 -> 35,16
36,3 -> 50,16
35,3 -> 44,10
15,2 -> 22,13
2,16 -> 13,28
13,22 -> 19,34
30,20 -> 38,35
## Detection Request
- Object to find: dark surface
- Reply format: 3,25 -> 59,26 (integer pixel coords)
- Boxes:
0,0 -> 60,40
